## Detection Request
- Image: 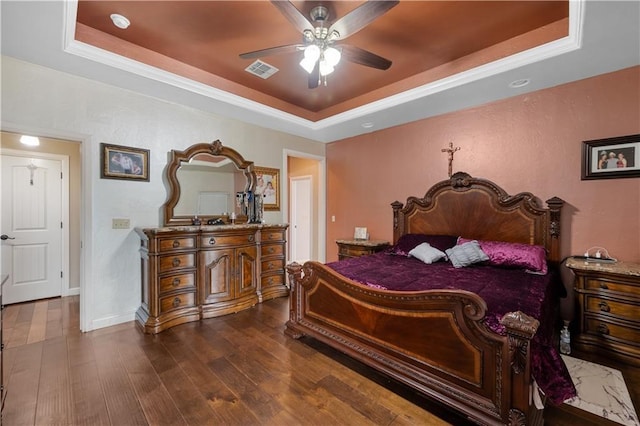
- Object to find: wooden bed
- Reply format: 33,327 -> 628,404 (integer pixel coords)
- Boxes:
285,172 -> 565,426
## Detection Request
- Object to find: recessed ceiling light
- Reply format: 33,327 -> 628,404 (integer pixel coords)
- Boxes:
110,13 -> 130,29
509,78 -> 530,89
361,122 -> 374,129
20,135 -> 40,146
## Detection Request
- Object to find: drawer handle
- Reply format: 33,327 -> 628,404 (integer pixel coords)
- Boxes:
597,323 -> 610,335
268,247 -> 275,254
269,234 -> 275,240
172,297 -> 181,308
248,235 -> 255,242
172,277 -> 180,287
172,240 -> 180,248
209,237 -> 216,245
268,263 -> 275,270
172,258 -> 181,267
267,277 -> 273,284
598,301 -> 610,312
600,283 -> 609,290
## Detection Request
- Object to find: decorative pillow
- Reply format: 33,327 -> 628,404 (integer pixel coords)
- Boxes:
408,243 -> 447,264
445,240 -> 489,268
390,234 -> 458,257
457,237 -> 548,274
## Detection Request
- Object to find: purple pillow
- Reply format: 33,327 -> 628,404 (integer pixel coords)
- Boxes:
390,234 -> 458,257
457,237 -> 548,274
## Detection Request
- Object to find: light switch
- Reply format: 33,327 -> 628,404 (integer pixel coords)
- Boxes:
112,218 -> 130,229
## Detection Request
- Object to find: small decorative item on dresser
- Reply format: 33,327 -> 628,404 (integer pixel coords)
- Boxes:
566,257 -> 640,366
336,239 -> 390,260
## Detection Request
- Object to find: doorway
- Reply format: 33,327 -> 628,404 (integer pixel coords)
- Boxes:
0,131 -> 81,307
284,152 -> 325,263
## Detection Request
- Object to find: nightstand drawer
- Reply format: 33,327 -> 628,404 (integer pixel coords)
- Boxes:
585,295 -> 638,322
584,317 -> 640,345
584,277 -> 640,297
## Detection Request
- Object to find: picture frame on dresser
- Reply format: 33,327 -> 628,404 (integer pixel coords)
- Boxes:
581,134 -> 640,180
254,166 -> 280,211
100,143 -> 150,181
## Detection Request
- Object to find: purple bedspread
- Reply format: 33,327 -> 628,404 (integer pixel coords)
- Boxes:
327,252 -> 576,405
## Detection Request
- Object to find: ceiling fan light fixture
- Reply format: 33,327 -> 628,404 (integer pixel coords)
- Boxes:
319,60 -> 334,76
299,57 -> 316,74
324,47 -> 341,67
303,45 -> 320,62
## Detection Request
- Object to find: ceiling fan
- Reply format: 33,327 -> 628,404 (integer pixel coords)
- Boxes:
239,0 -> 399,88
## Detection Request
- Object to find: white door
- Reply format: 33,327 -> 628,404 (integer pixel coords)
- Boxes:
290,176 -> 312,263
1,154 -> 63,304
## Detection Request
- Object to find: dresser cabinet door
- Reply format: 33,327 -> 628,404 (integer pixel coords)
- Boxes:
201,248 -> 234,304
236,246 -> 258,298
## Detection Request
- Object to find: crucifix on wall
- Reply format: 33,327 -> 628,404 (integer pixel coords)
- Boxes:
441,142 -> 461,178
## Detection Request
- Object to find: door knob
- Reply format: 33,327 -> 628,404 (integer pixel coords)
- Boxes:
1,234 -> 15,240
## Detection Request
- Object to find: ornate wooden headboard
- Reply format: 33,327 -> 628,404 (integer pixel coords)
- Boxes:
391,172 -> 564,264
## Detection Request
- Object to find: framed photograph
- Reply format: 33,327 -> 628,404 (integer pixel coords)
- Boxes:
254,166 -> 280,211
100,143 -> 150,181
354,227 -> 369,240
581,134 -> 640,180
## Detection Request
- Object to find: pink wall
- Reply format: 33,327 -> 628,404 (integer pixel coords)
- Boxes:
326,66 -> 640,265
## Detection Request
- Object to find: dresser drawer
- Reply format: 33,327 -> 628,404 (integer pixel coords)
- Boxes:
261,273 -> 284,288
159,236 -> 196,252
585,316 -> 640,345
261,243 -> 284,257
584,277 -> 640,297
585,295 -> 639,322
159,253 -> 196,273
160,292 -> 195,313
263,230 -> 285,242
201,233 -> 256,247
159,272 -> 195,294
262,259 -> 284,273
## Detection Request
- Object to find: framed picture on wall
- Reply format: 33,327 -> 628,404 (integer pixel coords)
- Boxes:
100,143 -> 150,181
581,134 -> 640,180
254,166 -> 280,211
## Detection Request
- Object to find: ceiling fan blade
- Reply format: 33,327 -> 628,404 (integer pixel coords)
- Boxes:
239,44 -> 303,60
308,61 -> 320,89
340,45 -> 392,70
328,0 -> 399,41
271,0 -> 314,34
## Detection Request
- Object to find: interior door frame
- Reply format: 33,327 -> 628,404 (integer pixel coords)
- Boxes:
1,148 -> 70,299
282,149 -> 326,263
1,122 -> 91,331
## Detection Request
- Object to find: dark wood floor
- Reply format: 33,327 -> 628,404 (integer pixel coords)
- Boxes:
2,296 -> 638,425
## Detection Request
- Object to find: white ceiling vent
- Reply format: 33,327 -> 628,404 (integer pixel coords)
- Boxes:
244,60 -> 279,79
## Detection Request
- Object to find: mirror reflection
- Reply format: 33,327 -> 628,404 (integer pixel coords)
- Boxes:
174,154 -> 246,216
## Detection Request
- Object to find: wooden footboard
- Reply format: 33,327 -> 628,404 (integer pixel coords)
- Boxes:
286,261 -> 542,426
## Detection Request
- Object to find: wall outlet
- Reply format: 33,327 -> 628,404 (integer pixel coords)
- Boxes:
112,218 -> 130,229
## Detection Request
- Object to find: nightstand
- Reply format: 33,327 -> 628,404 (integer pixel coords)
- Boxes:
336,239 -> 390,260
566,257 -> 640,366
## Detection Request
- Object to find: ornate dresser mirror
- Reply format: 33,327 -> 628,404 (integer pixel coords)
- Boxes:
163,140 -> 257,226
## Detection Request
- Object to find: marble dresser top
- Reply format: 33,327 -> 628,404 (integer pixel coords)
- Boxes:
565,257 -> 640,277
136,223 -> 289,235
336,239 -> 390,247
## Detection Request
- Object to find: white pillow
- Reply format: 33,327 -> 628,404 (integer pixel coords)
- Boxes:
445,240 -> 489,268
408,242 -> 447,264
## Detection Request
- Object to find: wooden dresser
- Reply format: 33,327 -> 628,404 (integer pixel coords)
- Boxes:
336,239 -> 390,260
136,223 -> 288,334
566,257 -> 640,366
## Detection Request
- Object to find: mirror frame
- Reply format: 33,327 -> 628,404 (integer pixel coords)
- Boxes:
163,140 -> 256,226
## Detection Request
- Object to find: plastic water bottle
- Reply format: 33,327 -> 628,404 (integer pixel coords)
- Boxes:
560,322 -> 571,355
